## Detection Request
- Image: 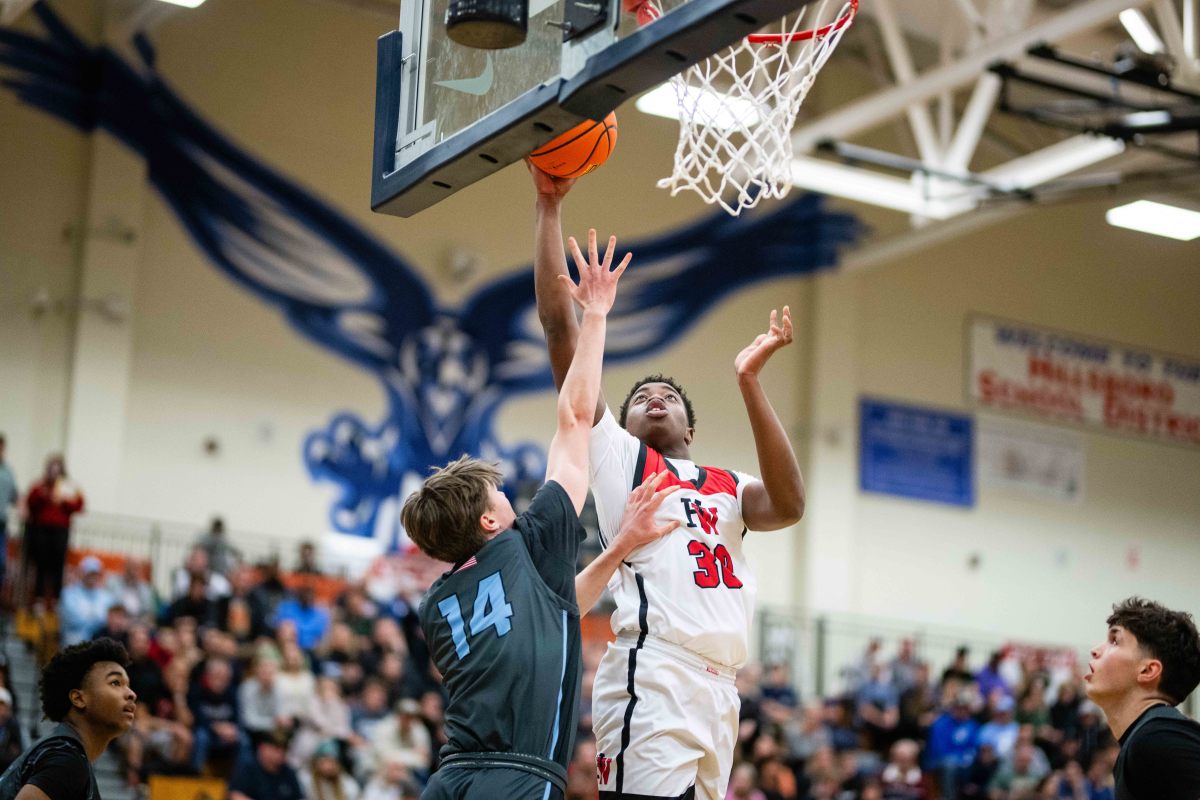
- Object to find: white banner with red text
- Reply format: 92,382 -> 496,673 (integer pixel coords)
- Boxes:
968,317 -> 1200,448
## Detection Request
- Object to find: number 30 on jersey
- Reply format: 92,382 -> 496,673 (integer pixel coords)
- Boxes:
436,571 -> 514,660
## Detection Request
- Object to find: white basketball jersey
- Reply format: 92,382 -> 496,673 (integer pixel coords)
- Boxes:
589,408 -> 758,668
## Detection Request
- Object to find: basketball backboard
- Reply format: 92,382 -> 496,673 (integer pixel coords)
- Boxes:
371,0 -> 818,216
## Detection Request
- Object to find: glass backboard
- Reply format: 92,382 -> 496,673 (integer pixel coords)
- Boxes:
372,0 -> 817,216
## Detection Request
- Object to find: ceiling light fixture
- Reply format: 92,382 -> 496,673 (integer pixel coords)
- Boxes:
1106,199 -> 1200,240
1118,9 -> 1165,55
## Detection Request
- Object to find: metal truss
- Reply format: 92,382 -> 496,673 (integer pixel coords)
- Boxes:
790,0 -> 1200,223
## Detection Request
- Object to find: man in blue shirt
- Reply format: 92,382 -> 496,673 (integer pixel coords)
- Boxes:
925,692 -> 979,800
274,585 -> 330,651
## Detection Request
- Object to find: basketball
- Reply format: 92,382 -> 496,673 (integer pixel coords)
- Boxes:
528,112 -> 618,179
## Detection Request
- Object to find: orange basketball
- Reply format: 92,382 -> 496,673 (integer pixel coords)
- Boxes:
528,112 -> 618,179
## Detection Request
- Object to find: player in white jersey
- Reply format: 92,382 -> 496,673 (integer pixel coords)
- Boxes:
530,165 -> 806,800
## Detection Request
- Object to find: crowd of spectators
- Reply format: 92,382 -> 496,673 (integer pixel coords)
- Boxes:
701,640 -> 1121,800
32,505 -> 1125,800
50,521 -> 441,800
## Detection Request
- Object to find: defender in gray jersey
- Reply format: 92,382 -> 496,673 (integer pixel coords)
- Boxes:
403,231 -> 676,800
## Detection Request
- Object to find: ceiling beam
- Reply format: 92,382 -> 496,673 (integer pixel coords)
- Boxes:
792,0 -> 1153,152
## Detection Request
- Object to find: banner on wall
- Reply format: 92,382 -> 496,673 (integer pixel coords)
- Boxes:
860,398 -> 974,507
968,317 -> 1200,449
977,416 -> 1085,503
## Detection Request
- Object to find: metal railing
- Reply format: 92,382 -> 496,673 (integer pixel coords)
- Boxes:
60,512 -> 304,597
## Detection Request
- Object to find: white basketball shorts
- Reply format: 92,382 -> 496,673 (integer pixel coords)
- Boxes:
592,632 -> 740,800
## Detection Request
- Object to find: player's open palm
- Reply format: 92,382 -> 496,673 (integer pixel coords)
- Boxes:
562,228 -> 631,315
613,471 -> 680,557
734,305 -> 793,378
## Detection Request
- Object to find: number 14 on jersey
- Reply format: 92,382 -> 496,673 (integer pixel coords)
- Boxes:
436,571 -> 514,660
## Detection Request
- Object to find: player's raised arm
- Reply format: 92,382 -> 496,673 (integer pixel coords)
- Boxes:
544,229 -> 631,513
575,471 -> 679,614
530,163 -> 611,425
735,306 -> 806,531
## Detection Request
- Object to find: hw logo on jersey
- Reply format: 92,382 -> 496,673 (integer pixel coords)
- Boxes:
681,498 -> 719,534
597,754 -> 613,785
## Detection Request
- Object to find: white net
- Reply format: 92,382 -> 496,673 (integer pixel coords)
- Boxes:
647,0 -> 857,215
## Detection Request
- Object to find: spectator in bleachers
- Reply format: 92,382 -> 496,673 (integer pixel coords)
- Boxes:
295,540 -> 322,576
188,657 -> 242,775
0,434 -> 18,592
891,640 -> 921,694
368,698 -> 431,783
361,757 -> 419,800
880,739 -> 928,800
298,739 -> 360,800
978,696 -> 1020,760
107,558 -> 158,624
339,585 -> 379,642
195,516 -> 239,577
23,453 -> 84,608
123,699 -> 193,784
93,603 -> 132,649
1048,682 -> 1082,742
0,689 -> 25,774
758,756 -> 797,800
59,556 -> 114,646
276,584 -> 331,651
941,647 -> 975,693
240,655 -> 286,738
727,762 -> 767,800
977,652 -> 1013,701
251,556 -> 289,620
857,663 -> 901,752
229,729 -> 304,800
291,675 -> 353,768
125,625 -> 165,712
277,642 -> 317,727
217,565 -> 271,645
897,662 -> 938,743
986,742 -> 1049,798
784,702 -> 832,762
0,661 -> 19,720
961,743 -> 1001,799
315,622 -> 360,677
162,574 -> 217,628
171,545 -> 231,601
925,691 -> 979,799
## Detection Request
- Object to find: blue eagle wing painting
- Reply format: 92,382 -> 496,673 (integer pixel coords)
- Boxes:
1,2 -> 858,547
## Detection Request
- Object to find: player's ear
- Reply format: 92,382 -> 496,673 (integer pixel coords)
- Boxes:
69,687 -> 86,711
479,510 -> 502,534
683,427 -> 695,446
1137,657 -> 1164,690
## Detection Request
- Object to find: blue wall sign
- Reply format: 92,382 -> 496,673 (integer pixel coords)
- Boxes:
860,398 -> 974,507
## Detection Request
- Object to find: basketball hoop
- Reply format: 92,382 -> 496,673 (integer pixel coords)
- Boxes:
634,0 -> 857,215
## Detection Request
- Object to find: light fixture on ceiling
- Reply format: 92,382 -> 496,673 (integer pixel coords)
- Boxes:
1118,9 -> 1165,55
1106,199 -> 1200,241
635,83 -> 761,132
156,0 -> 206,7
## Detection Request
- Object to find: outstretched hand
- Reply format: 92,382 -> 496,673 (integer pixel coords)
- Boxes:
562,228 -> 631,315
734,306 -> 794,378
612,471 -> 680,557
526,158 -> 576,202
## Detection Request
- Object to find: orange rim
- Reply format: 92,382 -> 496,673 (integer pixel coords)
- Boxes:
745,0 -> 857,45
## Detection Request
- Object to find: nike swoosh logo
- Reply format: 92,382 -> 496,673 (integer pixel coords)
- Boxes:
434,54 -> 494,96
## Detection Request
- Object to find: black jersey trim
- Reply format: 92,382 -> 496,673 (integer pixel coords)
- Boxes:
615,573 -> 650,794
600,784 -> 697,799
632,443 -> 648,491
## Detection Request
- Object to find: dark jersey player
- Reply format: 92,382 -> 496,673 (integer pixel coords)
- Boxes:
1084,597 -> 1200,800
0,638 -> 136,800
403,231 -> 655,800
